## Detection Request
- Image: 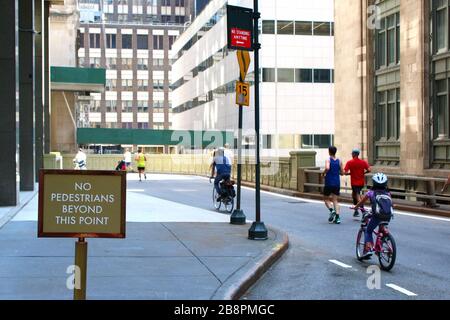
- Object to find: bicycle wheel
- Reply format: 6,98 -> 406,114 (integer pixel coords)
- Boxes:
224,196 -> 234,213
212,187 -> 221,210
378,233 -> 396,271
355,228 -> 366,261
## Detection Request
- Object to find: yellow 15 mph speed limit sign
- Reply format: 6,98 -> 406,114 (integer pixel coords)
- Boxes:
236,81 -> 250,106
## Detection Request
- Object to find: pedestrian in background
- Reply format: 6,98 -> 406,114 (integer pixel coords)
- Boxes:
135,148 -> 147,182
73,148 -> 87,170
123,148 -> 132,171
322,146 -> 344,224
344,148 -> 371,218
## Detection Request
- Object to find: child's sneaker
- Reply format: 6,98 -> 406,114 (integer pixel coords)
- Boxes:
334,215 -> 341,224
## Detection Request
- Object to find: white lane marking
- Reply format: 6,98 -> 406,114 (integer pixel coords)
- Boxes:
386,284 -> 418,296
128,189 -> 145,192
329,259 -> 353,269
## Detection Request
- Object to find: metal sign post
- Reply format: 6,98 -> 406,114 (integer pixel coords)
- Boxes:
74,238 -> 88,300
231,50 -> 251,225
248,0 -> 268,240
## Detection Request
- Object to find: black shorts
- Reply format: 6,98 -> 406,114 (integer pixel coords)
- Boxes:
323,186 -> 340,196
352,186 -> 364,194
137,166 -> 145,171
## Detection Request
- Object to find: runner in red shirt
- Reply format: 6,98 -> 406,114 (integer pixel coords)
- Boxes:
344,148 -> 371,217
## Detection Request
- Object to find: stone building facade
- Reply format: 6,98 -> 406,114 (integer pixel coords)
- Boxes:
335,0 -> 449,179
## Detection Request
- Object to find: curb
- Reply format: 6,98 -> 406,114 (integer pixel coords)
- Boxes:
0,188 -> 38,230
212,225 -> 289,300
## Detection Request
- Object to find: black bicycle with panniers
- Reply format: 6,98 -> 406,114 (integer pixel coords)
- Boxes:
209,177 -> 236,213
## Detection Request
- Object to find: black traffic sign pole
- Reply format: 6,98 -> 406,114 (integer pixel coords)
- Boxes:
248,0 -> 268,240
230,72 -> 246,225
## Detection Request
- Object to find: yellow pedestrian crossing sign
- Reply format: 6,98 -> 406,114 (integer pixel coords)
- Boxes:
236,81 -> 250,106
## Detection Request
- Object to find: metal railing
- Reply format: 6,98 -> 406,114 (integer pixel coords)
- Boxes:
303,169 -> 450,202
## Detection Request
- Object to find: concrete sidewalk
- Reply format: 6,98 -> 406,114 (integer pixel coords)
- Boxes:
0,180 -> 288,300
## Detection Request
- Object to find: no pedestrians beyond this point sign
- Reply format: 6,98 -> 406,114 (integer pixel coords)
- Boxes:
38,170 -> 126,238
227,5 -> 253,51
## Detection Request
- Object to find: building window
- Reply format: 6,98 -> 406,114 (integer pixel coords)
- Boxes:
105,100 -> 117,112
106,34 -> 116,48
376,89 -> 400,141
175,16 -> 185,24
106,79 -> 117,91
91,100 -> 101,112
106,58 -> 117,69
122,122 -> 133,129
121,58 -> 133,70
153,58 -> 164,67
175,0 -> 184,6
169,35 -> 177,50
434,0 -> 448,52
153,80 -> 164,91
137,122 -> 149,129
89,33 -> 101,48
314,69 -> 331,83
153,122 -> 165,129
262,68 -> 275,82
376,12 -> 400,69
137,35 -> 148,49
137,58 -> 148,70
137,79 -> 148,91
122,34 -> 132,49
262,20 -> 275,34
137,101 -> 148,112
301,135 -> 333,149
277,21 -> 294,35
153,35 -> 164,49
122,79 -> 133,91
434,79 -> 449,139
295,21 -> 312,35
89,57 -> 101,68
277,68 -> 295,82
153,100 -> 164,108
161,0 -> 170,5
295,69 -> 312,83
122,101 -> 133,113
313,22 -> 331,36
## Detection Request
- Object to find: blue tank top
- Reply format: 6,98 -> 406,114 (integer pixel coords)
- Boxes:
325,157 -> 340,187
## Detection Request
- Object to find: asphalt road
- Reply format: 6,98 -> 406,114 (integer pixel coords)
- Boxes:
130,174 -> 450,300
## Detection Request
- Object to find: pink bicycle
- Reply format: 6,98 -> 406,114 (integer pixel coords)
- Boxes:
355,207 -> 397,271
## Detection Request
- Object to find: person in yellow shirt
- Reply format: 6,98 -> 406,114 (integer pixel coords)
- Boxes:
135,148 -> 147,182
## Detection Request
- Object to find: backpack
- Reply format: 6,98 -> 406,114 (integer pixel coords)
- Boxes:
371,191 -> 393,221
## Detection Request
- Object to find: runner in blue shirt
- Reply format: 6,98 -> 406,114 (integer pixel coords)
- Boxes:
323,146 -> 344,224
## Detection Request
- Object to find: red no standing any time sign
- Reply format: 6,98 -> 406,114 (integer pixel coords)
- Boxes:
230,28 -> 252,49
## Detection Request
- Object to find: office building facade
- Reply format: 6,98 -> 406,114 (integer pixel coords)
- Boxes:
170,0 -> 335,161
77,0 -> 194,153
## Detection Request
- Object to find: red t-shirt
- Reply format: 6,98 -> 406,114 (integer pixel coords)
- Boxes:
344,158 -> 370,187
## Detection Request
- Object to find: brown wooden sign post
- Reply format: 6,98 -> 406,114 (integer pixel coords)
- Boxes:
38,170 -> 126,300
